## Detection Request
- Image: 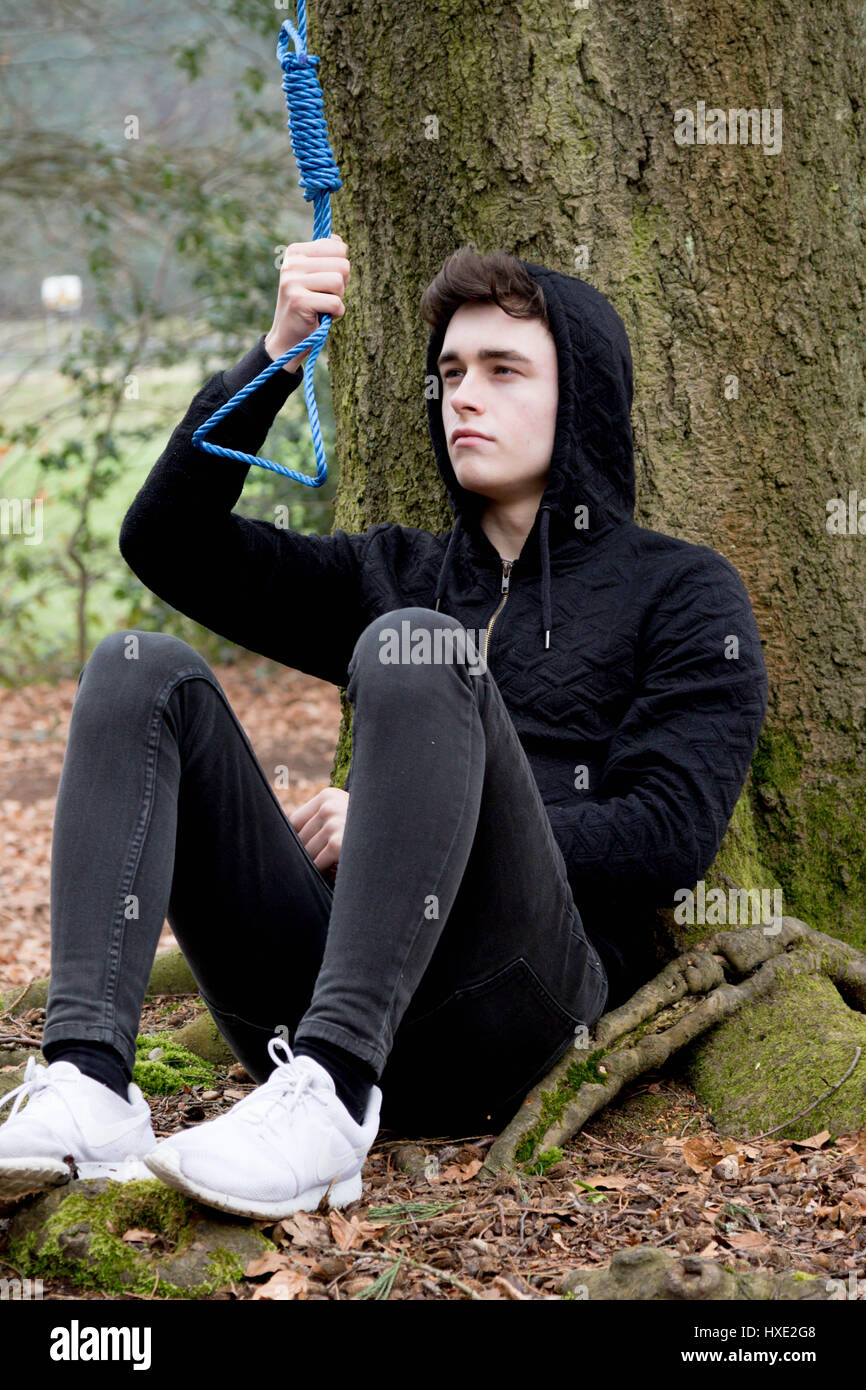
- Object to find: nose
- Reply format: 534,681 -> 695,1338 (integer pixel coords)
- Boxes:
448,370 -> 484,415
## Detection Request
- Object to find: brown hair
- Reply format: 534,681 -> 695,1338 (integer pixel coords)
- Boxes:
419,244 -> 549,337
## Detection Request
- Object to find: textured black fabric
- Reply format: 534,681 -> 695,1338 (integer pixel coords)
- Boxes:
119,266 -> 768,999
292,1035 -> 376,1126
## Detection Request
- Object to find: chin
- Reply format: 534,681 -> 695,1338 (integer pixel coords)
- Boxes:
452,462 -> 497,492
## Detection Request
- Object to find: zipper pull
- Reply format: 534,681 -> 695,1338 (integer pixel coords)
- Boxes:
501,559 -> 513,593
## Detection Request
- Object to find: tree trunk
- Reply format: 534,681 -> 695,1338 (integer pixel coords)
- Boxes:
307,0 -> 866,1145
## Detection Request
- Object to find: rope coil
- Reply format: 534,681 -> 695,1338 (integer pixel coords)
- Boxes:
192,2 -> 341,485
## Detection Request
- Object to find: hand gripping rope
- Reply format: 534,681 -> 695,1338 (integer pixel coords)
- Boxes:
191,3 -> 342,485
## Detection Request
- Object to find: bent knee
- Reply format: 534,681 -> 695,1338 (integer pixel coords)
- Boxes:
78,630 -> 212,690
350,607 -> 466,665
348,608 -> 488,692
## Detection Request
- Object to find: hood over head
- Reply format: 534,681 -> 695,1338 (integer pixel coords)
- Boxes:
425,261 -> 636,649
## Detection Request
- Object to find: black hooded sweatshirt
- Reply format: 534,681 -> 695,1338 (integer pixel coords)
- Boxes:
119,263 -> 768,1007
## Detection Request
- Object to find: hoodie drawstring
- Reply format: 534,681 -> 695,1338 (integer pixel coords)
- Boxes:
433,505 -> 555,651
433,512 -> 464,613
539,504 -> 552,650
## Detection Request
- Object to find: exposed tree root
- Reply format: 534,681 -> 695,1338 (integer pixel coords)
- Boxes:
480,916 -> 866,1178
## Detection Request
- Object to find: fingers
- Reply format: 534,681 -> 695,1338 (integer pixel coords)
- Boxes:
279,240 -> 350,275
294,270 -> 349,291
287,787 -> 348,840
301,826 -> 338,871
294,290 -> 346,319
287,789 -> 321,832
296,809 -> 343,871
285,234 -> 348,257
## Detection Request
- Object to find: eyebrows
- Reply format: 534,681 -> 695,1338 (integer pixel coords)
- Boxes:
436,346 -> 534,368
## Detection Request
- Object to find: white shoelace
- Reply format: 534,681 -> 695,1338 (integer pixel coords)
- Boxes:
231,1035 -> 333,1130
0,1056 -> 57,1123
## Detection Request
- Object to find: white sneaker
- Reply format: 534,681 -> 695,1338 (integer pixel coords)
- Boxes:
144,1035 -> 382,1220
0,1056 -> 157,1202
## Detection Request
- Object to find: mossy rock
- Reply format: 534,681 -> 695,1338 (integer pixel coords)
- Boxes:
144,949 -> 198,998
682,971 -> 866,1140
561,1245 -> 831,1300
5,1178 -> 274,1298
169,1012 -> 237,1067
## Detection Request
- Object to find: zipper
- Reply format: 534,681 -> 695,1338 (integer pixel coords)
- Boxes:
482,558 -> 514,665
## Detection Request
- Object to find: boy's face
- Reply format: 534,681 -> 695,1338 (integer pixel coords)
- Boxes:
437,301 -> 558,510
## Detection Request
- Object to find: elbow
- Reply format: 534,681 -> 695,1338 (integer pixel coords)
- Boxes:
118,508 -> 141,573
651,824 -> 713,903
118,502 -> 157,585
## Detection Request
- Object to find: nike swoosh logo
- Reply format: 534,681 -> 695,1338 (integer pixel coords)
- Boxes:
81,1115 -> 152,1150
315,1128 -> 366,1186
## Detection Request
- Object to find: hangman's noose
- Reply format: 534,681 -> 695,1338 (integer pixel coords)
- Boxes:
192,1 -> 342,485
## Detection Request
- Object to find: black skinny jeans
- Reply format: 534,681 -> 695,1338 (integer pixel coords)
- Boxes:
43,607 -> 608,1137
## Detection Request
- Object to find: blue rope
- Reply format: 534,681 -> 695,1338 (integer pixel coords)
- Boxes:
191,3 -> 342,485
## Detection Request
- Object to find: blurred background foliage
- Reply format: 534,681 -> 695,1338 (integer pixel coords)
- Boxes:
0,0 -> 339,683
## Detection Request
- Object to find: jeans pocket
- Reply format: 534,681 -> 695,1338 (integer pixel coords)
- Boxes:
379,957 -> 586,1136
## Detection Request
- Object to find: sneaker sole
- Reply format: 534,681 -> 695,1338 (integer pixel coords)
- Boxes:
77,1158 -> 156,1182
0,1154 -> 155,1202
0,1156 -> 72,1202
143,1148 -> 363,1220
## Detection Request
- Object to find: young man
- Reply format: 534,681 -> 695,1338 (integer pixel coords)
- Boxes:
0,240 -> 768,1219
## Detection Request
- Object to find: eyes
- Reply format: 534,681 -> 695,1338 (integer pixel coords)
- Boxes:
443,366 -> 516,380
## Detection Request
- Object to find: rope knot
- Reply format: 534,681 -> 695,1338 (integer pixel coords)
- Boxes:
192,7 -> 342,486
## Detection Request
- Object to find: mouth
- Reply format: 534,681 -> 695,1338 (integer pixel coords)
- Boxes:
452,433 -> 493,447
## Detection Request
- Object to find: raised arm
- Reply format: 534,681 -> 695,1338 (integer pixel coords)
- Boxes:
119,238 -> 371,685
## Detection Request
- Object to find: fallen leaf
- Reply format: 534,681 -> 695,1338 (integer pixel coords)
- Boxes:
281,1211 -> 327,1248
791,1130 -> 832,1150
579,1173 -> 630,1190
251,1268 -> 308,1301
329,1209 -> 364,1251
244,1249 -> 291,1279
721,1139 -> 747,1158
725,1231 -> 769,1250
121,1228 -> 157,1244
713,1156 -> 740,1181
682,1137 -> 724,1173
438,1158 -> 483,1184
